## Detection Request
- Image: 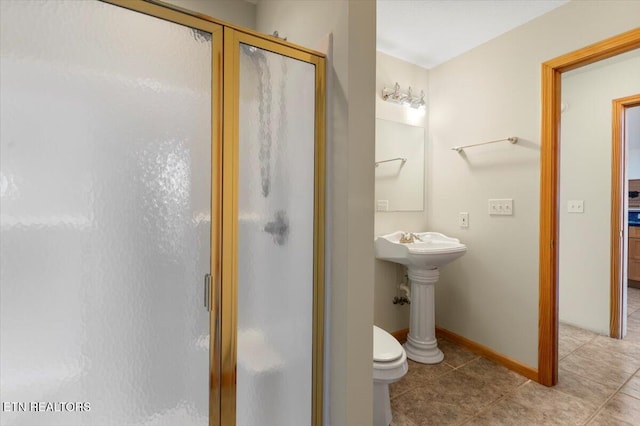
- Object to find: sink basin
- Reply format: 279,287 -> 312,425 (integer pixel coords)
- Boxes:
375,231 -> 467,269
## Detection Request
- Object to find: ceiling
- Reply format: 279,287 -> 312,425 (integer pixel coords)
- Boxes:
377,0 -> 568,69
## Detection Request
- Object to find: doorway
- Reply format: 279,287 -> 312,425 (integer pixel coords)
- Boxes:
611,98 -> 640,339
557,65 -> 640,340
538,28 -> 640,386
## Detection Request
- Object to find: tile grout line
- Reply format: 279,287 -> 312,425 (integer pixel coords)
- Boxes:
389,360 -> 461,401
557,350 -> 632,393
456,379 -> 532,426
623,391 -> 640,401
556,326 -> 639,425
390,351 -> 482,401
562,332 -> 640,384
580,365 -> 640,425
448,355 -> 481,372
557,324 -> 640,412
452,353 -> 532,425
389,385 -> 420,402
559,330 -> 599,361
449,353 -> 530,425
390,354 -> 482,414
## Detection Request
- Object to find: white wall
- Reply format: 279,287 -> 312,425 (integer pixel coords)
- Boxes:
374,51 -> 428,333
629,106 -> 640,179
163,0 -> 256,29
559,50 -> 640,333
256,2 -> 376,426
428,0 -> 640,367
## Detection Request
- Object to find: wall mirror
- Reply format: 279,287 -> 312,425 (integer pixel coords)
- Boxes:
375,118 -> 425,212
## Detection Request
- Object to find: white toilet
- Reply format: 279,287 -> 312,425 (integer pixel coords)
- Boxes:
373,325 -> 408,426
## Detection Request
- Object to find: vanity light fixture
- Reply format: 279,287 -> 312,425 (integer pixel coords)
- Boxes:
382,82 -> 426,110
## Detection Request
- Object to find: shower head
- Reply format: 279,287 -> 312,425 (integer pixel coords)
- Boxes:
241,44 -> 263,58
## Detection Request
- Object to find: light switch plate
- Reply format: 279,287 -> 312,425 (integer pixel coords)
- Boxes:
376,200 -> 389,212
488,199 -> 513,215
459,212 -> 469,228
568,200 -> 584,213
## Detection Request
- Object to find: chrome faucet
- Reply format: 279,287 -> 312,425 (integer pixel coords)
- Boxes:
399,233 -> 413,243
399,232 -> 422,243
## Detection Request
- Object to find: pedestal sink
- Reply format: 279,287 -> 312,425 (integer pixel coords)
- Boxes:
375,231 -> 467,364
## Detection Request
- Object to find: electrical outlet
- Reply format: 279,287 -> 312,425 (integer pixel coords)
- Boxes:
459,212 -> 469,228
376,200 -> 389,212
488,199 -> 514,216
567,200 -> 584,213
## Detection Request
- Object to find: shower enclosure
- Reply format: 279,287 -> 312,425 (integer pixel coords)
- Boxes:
0,1 -> 325,426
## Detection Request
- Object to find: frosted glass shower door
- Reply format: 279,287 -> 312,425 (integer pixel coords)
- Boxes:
0,1 -> 221,426
222,30 -> 325,426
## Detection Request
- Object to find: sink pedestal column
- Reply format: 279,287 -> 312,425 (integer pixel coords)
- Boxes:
404,268 -> 443,364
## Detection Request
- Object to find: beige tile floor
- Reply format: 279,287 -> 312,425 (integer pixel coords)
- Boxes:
390,287 -> 640,426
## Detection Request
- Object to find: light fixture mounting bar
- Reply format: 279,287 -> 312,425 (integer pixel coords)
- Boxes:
382,82 -> 425,109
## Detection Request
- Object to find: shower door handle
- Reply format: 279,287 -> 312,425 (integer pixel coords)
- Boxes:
204,273 -> 212,311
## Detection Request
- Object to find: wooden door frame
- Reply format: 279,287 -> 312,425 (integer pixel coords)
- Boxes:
538,28 -> 640,386
610,95 -> 640,339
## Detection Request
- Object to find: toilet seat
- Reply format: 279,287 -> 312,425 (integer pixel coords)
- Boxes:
373,325 -> 403,362
373,326 -> 408,383
372,326 -> 408,426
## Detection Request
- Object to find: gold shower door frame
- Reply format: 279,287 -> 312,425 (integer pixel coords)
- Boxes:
221,28 -> 326,426
102,2 -> 325,425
